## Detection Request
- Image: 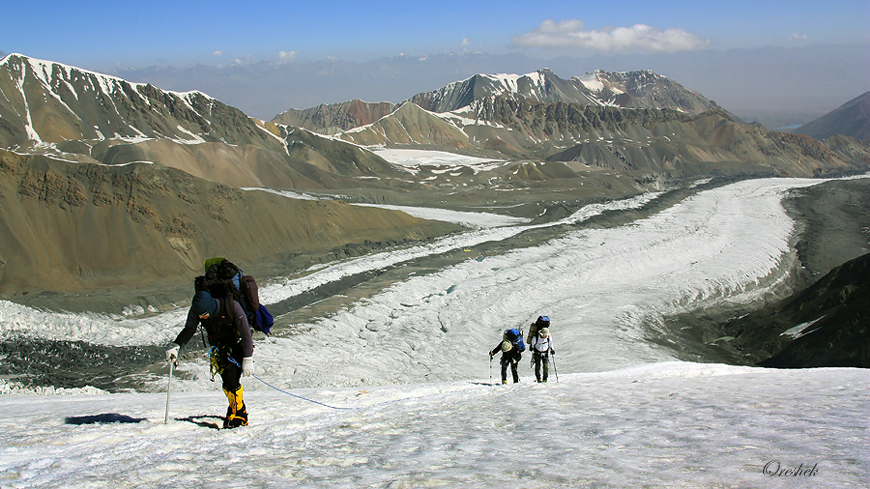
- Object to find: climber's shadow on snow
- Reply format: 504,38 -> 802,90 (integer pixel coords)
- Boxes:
64,413 -> 147,425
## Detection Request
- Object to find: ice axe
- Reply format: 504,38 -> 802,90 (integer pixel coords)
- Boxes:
489,353 -> 494,386
164,361 -> 175,424
549,353 -> 559,383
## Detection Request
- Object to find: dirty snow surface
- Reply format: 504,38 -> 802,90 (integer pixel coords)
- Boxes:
1,175 -> 868,487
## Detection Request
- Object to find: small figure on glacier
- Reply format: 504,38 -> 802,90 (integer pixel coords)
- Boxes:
490,328 -> 525,384
529,326 -> 555,383
165,290 -> 254,428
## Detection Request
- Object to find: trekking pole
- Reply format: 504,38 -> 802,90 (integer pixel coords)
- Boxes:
164,361 -> 175,424
489,355 -> 493,386
550,354 -> 559,383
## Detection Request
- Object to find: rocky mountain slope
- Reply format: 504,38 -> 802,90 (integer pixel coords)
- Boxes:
0,149 -> 458,301
272,99 -> 396,135
0,54 -> 407,191
0,55 -> 279,151
723,251 -> 870,368
277,68 -> 727,136
274,67 -> 869,180
409,68 -> 725,115
339,96 -> 869,179
793,91 -> 870,140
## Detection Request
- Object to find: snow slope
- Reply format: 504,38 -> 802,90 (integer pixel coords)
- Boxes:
0,363 -> 865,488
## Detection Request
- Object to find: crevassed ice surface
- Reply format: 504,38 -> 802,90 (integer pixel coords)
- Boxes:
0,177 -> 839,390
259,178 -> 819,388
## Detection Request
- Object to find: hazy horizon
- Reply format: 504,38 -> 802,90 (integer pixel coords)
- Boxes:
95,43 -> 869,128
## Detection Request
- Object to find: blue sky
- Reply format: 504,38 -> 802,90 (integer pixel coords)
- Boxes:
4,0 -> 867,70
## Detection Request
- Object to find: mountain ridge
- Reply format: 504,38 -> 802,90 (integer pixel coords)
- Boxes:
4,52 -> 866,191
272,99 -> 397,135
272,68 -> 727,135
409,68 -> 726,116
0,53 -> 417,191
793,91 -> 870,141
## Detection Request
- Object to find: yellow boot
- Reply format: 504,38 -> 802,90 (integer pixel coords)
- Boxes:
222,385 -> 249,429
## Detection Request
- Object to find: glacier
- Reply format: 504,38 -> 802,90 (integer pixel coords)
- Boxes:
0,174 -> 867,487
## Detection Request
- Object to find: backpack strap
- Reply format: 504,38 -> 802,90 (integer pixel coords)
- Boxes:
220,297 -> 238,324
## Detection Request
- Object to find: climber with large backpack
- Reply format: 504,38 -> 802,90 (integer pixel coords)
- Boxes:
526,315 -> 550,345
529,326 -> 555,383
489,328 -> 525,384
165,289 -> 253,429
195,258 -> 273,334
163,258 -> 270,429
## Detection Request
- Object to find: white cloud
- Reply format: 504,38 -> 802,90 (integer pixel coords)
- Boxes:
788,33 -> 809,41
276,50 -> 299,63
512,19 -> 711,53
459,37 -> 473,54
212,50 -> 222,56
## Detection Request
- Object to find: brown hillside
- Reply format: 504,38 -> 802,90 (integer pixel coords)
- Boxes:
0,150 -> 459,296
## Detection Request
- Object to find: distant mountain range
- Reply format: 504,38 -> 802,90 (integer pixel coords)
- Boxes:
1,52 -> 868,298
3,52 -> 866,187
0,54 -> 406,190
274,68 -> 726,135
109,45 -> 870,128
410,69 -> 724,115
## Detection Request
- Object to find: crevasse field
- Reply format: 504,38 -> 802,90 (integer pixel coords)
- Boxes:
1,170 -> 867,488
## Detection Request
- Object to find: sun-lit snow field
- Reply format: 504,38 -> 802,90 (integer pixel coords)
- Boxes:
371,148 -> 507,175
1,172 -> 868,487
1,364 -> 866,488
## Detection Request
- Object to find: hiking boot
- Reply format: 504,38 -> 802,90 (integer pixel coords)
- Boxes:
223,385 -> 248,428
223,402 -> 248,429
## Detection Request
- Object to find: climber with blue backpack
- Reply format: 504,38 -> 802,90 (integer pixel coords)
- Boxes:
166,288 -> 253,428
195,258 -> 273,334
164,258 -> 267,429
489,328 -> 525,384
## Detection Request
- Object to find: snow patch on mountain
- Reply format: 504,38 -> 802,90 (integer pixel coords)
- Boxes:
577,70 -> 625,95
371,148 -> 506,174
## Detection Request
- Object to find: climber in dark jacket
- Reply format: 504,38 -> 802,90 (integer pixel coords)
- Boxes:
490,339 -> 522,384
165,290 -> 253,428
